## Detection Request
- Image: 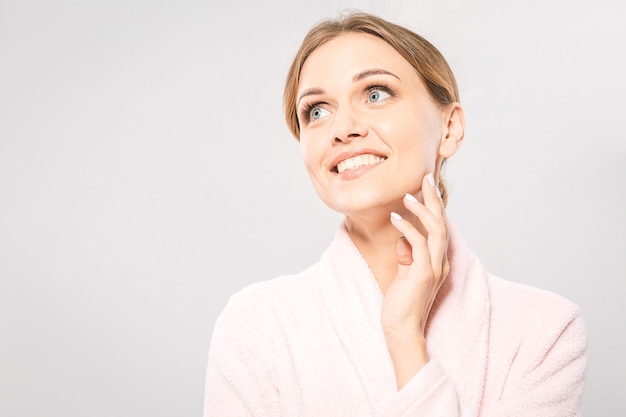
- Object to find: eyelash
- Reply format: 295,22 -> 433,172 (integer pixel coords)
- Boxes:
299,102 -> 324,124
366,83 -> 395,101
298,83 -> 396,124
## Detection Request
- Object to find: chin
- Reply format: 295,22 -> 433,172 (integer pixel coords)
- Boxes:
324,191 -> 401,217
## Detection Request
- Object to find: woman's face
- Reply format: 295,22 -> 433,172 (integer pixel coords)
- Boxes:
296,33 -> 462,217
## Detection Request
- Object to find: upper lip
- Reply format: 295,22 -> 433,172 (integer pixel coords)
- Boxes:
329,148 -> 388,172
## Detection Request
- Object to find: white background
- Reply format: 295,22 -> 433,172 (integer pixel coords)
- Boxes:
1,0 -> 624,415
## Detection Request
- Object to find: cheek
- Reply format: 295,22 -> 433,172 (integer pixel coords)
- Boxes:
299,136 -> 322,173
374,115 -> 426,152
299,144 -> 313,172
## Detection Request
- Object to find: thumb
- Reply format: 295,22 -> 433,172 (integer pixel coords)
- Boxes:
396,236 -> 413,266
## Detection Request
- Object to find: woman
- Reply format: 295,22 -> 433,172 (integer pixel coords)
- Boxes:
204,11 -> 587,417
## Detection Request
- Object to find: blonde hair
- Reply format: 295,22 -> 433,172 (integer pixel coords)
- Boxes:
283,11 -> 459,205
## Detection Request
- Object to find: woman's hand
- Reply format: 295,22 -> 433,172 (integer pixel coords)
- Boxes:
381,172 -> 450,388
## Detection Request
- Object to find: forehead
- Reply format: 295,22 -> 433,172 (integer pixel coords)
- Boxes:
298,32 -> 418,92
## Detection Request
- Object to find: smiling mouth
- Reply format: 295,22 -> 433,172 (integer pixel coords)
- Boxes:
333,154 -> 386,173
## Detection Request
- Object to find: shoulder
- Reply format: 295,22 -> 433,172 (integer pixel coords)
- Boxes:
486,273 -> 587,363
213,262 -> 323,335
208,263 -> 323,365
481,275 -> 587,410
232,262 -> 321,307
488,273 -> 583,325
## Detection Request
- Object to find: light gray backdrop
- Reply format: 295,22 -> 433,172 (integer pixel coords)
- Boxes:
1,0 -> 624,415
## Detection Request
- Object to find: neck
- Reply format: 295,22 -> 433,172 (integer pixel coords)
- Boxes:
344,205 -> 419,293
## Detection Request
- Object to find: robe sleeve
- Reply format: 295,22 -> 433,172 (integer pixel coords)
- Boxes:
380,308 -> 587,417
491,308 -> 587,417
203,291 -> 280,417
380,360 -> 463,417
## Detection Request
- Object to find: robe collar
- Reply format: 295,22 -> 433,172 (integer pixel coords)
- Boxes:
318,220 -> 491,414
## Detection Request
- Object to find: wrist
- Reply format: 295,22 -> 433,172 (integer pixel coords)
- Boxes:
384,332 -> 429,389
382,322 -> 423,344
385,332 -> 427,359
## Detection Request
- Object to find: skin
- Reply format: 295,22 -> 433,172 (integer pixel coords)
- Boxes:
296,32 -> 466,389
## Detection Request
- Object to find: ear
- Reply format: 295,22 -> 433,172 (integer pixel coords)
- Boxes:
438,103 -> 465,158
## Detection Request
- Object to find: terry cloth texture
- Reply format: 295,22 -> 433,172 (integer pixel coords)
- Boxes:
204,222 -> 587,416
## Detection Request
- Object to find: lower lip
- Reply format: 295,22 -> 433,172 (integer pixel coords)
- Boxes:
333,160 -> 385,180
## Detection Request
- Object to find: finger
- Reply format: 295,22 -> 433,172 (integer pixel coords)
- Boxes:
390,212 -> 431,273
401,193 -> 447,278
402,192 -> 445,247
421,173 -> 445,222
422,173 -> 451,271
396,236 -> 413,266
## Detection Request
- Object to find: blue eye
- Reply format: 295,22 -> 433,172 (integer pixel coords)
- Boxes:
310,106 -> 330,121
368,88 -> 391,103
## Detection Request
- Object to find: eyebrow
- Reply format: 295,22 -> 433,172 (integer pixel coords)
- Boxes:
296,68 -> 400,107
352,68 -> 400,82
297,88 -> 324,107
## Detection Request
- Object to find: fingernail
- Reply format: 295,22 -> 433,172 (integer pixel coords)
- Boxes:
404,193 -> 417,203
390,212 -> 402,220
436,185 -> 442,197
427,173 -> 435,188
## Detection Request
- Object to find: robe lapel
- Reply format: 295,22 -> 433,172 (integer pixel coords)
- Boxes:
426,223 -> 491,414
318,225 -> 398,414
318,222 -> 490,415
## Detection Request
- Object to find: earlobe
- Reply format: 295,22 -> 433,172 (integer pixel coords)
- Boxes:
438,103 -> 465,158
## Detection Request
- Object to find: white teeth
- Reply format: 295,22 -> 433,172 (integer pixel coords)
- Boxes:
336,154 -> 385,173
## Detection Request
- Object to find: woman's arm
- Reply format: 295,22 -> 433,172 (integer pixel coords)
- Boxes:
489,308 -> 587,417
381,171 -> 586,415
203,291 -> 279,417
379,309 -> 586,417
384,172 -> 450,389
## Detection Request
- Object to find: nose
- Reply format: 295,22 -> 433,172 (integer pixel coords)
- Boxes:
330,106 -> 368,144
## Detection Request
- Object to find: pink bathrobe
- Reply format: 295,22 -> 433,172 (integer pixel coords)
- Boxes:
204,222 -> 587,416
